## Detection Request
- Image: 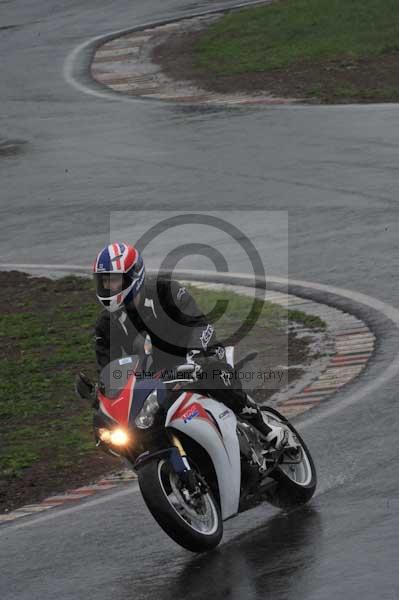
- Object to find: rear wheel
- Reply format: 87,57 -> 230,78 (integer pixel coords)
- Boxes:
261,407 -> 317,508
138,457 -> 223,552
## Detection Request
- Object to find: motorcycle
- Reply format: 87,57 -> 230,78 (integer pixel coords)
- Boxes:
76,349 -> 316,553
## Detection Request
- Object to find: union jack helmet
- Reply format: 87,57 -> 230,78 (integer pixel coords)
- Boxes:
93,242 -> 145,312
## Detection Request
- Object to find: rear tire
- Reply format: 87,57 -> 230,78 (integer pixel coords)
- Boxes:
138,457 -> 223,553
261,407 -> 317,509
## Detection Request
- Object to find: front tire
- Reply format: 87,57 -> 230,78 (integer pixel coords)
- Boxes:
138,457 -> 223,552
261,407 -> 317,509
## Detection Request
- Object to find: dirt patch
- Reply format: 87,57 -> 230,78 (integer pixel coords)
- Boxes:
0,453 -> 121,513
152,30 -> 399,103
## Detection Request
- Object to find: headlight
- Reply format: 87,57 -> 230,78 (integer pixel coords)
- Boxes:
135,389 -> 160,429
98,427 -> 130,446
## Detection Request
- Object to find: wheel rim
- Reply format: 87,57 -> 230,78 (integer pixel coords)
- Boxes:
157,459 -> 219,535
262,410 -> 313,486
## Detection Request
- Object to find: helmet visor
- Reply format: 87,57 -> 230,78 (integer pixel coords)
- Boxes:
94,273 -> 129,298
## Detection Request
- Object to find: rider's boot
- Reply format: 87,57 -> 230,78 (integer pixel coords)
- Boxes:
239,395 -> 290,450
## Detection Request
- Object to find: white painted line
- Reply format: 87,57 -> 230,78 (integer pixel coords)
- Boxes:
0,263 -> 91,271
64,38 -> 130,102
13,505 -> 52,514
0,513 -> 27,522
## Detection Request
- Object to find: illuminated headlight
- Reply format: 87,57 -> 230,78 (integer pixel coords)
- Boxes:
135,390 -> 159,429
98,428 -> 130,446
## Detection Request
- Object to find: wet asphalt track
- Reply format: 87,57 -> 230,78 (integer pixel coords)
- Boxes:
1,1 -> 399,598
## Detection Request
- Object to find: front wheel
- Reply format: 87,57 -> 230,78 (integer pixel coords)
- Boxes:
138,457 -> 223,552
261,407 -> 317,509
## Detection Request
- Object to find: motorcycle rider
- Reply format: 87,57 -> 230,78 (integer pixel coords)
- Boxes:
87,242 -> 289,449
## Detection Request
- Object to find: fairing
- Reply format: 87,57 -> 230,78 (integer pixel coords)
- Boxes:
166,392 -> 241,519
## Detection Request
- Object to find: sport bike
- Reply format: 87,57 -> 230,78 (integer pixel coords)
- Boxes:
77,350 -> 316,552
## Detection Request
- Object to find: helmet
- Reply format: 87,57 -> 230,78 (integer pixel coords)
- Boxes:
93,242 -> 145,312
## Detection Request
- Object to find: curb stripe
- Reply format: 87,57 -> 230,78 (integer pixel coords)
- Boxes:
281,398 -> 322,406
90,10 -> 298,107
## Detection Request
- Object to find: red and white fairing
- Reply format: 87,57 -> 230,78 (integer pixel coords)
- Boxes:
97,372 -> 136,426
166,391 -> 241,519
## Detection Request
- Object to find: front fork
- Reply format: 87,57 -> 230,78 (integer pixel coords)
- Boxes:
133,432 -> 199,494
169,432 -> 200,494
169,432 -> 191,472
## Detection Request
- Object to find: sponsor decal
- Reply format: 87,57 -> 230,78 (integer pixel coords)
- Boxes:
200,324 -> 214,351
218,409 -> 230,419
182,406 -> 200,423
119,357 -> 133,365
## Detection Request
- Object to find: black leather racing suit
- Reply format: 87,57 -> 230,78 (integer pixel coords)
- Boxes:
94,277 -> 247,412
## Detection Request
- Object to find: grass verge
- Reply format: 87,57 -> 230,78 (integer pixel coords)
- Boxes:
152,0 -> 399,103
196,0 -> 399,72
